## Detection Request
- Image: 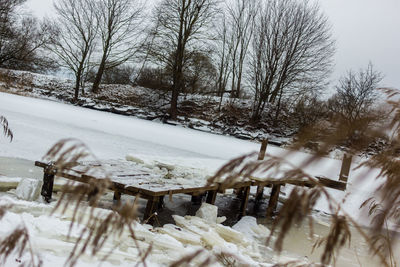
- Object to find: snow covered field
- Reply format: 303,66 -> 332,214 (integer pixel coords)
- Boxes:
0,92 -> 395,266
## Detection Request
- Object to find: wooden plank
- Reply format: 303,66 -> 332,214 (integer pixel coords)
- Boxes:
220,181 -> 252,191
317,177 -> 347,191
266,184 -> 281,217
35,161 -> 49,168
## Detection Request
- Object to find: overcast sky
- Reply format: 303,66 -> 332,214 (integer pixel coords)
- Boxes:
24,0 -> 400,93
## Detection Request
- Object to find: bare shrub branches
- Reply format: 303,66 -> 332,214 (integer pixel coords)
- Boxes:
328,63 -> 384,135
0,115 -> 13,141
0,0 -> 53,71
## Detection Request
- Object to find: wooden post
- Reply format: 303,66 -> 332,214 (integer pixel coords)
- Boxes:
206,190 -> 217,204
87,187 -> 99,203
239,186 -> 250,217
258,139 -> 268,160
144,196 -> 160,225
158,195 -> 165,209
255,139 -> 268,207
266,184 -> 281,217
339,154 -> 352,183
41,166 -> 55,203
113,191 -> 121,203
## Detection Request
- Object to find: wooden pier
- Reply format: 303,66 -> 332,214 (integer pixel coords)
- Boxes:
35,141 -> 349,224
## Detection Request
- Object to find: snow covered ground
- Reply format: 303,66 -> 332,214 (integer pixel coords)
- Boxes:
0,92 -> 382,216
0,92 -> 395,266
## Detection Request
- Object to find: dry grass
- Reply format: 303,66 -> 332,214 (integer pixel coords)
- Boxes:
206,88 -> 400,266
207,152 -> 354,265
0,115 -> 13,142
0,205 -> 41,267
41,139 -> 151,267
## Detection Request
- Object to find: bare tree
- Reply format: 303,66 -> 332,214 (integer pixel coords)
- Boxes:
0,0 -> 53,71
148,0 -> 218,119
328,63 -> 383,131
0,0 -> 24,27
225,0 -> 259,98
91,0 -> 143,93
250,0 -> 335,121
214,14 -> 232,98
184,51 -> 217,94
48,0 -> 98,102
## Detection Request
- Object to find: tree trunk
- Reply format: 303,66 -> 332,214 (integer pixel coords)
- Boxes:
170,56 -> 184,119
74,71 -> 81,102
235,65 -> 243,98
273,89 -> 283,127
169,0 -> 186,120
92,58 -> 106,94
92,34 -> 111,94
170,84 -> 179,119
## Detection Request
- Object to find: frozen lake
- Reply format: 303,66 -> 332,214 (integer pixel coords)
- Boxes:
0,92 -> 397,266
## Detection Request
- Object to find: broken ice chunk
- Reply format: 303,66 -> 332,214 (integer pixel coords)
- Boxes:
15,178 -> 43,201
195,202 -> 218,223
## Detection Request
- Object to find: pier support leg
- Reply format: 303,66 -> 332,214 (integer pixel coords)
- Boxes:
41,167 -> 55,203
254,185 -> 265,211
266,184 -> 281,217
254,139 -> 268,211
206,190 -> 217,205
158,195 -> 165,209
239,186 -> 250,218
144,196 -> 160,225
113,191 -> 121,204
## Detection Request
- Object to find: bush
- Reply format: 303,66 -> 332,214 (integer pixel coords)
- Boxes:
134,67 -> 171,91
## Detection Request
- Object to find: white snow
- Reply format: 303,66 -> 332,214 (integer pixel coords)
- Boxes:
0,91 -> 386,220
0,91 -> 391,266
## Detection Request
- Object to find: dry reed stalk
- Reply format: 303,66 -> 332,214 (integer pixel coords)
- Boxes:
41,139 -> 148,266
0,115 -> 13,141
207,88 -> 400,266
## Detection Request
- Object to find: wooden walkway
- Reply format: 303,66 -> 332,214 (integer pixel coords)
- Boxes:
35,143 -> 348,224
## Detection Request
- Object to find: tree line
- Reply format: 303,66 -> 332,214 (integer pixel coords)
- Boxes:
0,0 -> 384,131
